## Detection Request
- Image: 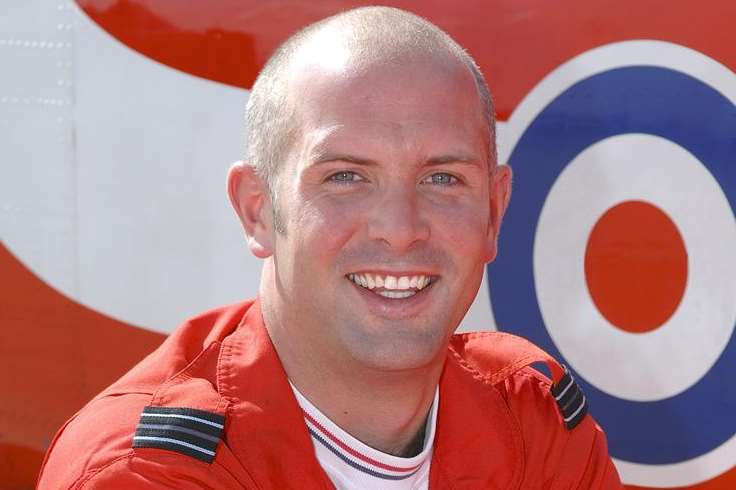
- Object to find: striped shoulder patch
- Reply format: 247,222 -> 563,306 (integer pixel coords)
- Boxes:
550,366 -> 588,430
132,406 -> 225,463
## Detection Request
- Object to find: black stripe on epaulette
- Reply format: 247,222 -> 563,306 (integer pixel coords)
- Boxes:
132,406 -> 225,463
551,369 -> 573,399
558,381 -> 581,414
550,366 -> 589,430
135,414 -> 223,438
141,406 -> 226,426
563,394 -> 588,430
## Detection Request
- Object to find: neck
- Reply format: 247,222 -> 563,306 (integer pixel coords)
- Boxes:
295,361 -> 439,456
311,368 -> 439,457
260,280 -> 443,457
296,371 -> 438,457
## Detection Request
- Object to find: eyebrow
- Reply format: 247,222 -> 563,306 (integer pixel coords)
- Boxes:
310,152 -> 378,167
425,154 -> 483,168
308,151 -> 483,169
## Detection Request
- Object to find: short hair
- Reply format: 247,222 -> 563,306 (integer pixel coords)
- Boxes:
244,6 -> 496,228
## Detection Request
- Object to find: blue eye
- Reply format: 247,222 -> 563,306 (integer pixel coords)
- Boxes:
422,173 -> 458,185
328,171 -> 364,183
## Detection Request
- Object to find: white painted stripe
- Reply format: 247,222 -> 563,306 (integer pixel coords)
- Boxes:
133,435 -> 216,456
563,395 -> 587,423
140,412 -> 224,429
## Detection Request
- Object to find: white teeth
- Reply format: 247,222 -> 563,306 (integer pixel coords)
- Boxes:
348,273 -> 434,293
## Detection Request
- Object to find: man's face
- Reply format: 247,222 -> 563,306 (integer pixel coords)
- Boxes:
267,55 -> 508,371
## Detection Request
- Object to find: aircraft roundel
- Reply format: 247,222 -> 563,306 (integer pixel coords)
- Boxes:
489,41 -> 736,487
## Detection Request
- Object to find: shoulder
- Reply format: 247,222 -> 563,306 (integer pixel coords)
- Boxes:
449,331 -> 561,384
37,302 -> 254,489
449,331 -> 584,424
38,393 -> 250,489
448,331 -> 622,488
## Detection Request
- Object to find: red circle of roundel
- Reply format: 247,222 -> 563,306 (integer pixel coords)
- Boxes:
584,200 -> 688,334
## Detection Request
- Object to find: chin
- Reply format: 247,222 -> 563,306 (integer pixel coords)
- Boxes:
340,322 -> 451,372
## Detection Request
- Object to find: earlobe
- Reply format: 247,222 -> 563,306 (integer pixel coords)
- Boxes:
485,164 -> 513,262
227,161 -> 274,258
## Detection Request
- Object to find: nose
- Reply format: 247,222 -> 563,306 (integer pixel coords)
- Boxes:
367,185 -> 430,251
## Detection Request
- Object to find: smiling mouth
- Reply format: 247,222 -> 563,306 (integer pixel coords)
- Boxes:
346,272 -> 436,299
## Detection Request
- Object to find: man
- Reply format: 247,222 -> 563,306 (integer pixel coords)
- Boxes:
38,7 -> 622,489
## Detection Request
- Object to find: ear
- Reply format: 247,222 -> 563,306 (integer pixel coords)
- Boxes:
485,164 -> 512,262
227,161 -> 274,258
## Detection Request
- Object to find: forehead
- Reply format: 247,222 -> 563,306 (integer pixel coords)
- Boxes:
287,52 -> 489,159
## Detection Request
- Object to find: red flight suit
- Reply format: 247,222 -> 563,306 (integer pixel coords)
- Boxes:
38,300 -> 622,489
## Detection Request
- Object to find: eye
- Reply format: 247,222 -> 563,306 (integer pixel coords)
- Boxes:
327,171 -> 365,183
421,172 -> 459,186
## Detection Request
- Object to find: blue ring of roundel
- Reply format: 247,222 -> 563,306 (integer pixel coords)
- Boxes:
488,66 -> 736,464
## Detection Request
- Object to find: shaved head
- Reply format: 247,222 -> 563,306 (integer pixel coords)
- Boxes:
228,5 -> 514,405
244,7 -> 496,230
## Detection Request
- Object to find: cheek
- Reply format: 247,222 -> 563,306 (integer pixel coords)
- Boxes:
427,197 -> 489,253
291,194 -> 367,261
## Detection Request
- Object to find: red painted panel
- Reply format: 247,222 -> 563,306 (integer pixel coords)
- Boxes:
0,244 -> 164,488
76,0 -> 736,119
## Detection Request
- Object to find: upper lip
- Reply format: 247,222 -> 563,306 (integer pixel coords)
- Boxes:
346,269 -> 438,277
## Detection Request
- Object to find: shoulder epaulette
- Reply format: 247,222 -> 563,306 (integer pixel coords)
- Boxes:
449,332 -> 590,430
132,406 -> 225,463
550,366 -> 588,430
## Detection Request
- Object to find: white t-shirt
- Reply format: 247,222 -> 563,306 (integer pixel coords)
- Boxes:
290,383 -> 439,490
